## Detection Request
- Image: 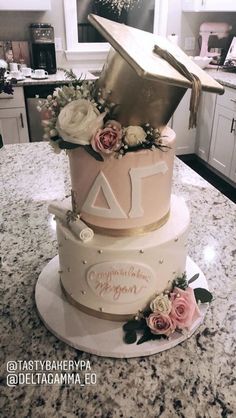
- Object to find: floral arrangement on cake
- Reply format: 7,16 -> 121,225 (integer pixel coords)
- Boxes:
123,273 -> 213,345
0,60 -> 14,95
37,71 -> 169,161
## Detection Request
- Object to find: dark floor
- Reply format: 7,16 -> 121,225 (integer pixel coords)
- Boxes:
178,154 -> 236,204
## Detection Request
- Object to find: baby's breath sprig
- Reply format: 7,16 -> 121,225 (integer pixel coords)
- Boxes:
96,0 -> 141,15
172,273 -> 189,291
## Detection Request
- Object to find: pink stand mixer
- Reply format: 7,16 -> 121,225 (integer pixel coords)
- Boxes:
199,22 -> 232,65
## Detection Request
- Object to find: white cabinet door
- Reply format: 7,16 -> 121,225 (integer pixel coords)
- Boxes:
182,0 -> 236,11
0,108 -> 29,145
172,90 -> 196,155
0,0 -> 51,10
229,141 -> 236,183
196,92 -> 216,162
209,105 -> 236,177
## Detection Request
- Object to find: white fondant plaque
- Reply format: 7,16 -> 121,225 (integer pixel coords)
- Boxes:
87,262 -> 155,303
82,171 -> 127,219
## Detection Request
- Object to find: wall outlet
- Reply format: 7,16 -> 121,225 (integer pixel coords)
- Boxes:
55,37 -> 62,51
184,37 -> 195,51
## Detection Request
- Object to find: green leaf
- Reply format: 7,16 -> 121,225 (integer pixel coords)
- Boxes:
137,328 -> 154,345
124,330 -> 137,344
58,140 -> 80,150
188,273 -> 199,284
123,319 -> 145,332
84,145 -> 104,161
142,308 -> 152,318
194,288 -> 213,303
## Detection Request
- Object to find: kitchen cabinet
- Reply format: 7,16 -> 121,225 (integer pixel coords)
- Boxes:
196,91 -> 217,162
0,0 -> 51,10
182,0 -> 236,12
0,87 -> 29,145
229,142 -> 236,182
172,90 -> 196,155
209,87 -> 236,182
0,108 -> 28,145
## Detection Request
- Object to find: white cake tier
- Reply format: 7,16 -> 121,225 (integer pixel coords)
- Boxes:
56,195 -> 190,320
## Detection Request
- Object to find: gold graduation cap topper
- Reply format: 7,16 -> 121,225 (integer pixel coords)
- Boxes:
89,14 -> 224,129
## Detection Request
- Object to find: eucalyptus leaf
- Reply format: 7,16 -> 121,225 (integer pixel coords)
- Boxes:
137,329 -> 153,345
188,273 -> 200,284
124,330 -> 137,344
194,288 -> 213,303
142,308 -> 152,318
84,145 -> 104,161
58,140 -> 80,150
137,329 -> 166,345
123,319 -> 145,332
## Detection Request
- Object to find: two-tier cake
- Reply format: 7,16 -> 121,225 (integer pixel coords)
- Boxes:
37,15 -> 223,352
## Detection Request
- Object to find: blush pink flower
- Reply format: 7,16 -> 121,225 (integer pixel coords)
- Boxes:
146,312 -> 176,336
91,120 -> 122,155
170,287 -> 201,330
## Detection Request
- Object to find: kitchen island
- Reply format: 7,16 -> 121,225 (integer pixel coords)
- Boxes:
0,142 -> 235,418
206,68 -> 236,90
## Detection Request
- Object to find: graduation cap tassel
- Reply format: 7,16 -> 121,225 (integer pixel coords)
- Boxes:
153,45 -> 202,129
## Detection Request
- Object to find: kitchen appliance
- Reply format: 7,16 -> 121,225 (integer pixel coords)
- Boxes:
199,22 -> 232,65
30,23 -> 56,74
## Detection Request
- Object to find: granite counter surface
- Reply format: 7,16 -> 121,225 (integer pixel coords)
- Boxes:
206,68 -> 236,90
12,68 -> 236,90
11,70 -> 96,87
0,143 -> 235,418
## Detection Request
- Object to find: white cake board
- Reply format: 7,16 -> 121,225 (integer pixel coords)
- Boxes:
35,256 -> 209,358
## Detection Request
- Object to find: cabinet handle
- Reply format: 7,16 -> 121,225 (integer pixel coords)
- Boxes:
20,113 -> 24,128
230,118 -> 235,133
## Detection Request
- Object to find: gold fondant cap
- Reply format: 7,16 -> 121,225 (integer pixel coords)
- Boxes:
88,14 -> 223,94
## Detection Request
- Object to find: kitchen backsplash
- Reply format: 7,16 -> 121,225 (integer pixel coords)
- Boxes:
0,41 -> 31,66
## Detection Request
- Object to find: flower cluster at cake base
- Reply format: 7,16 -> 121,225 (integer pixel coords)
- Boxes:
37,71 -> 169,161
123,273 -> 213,345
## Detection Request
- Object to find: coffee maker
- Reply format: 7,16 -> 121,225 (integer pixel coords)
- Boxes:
199,22 -> 232,65
30,23 -> 57,74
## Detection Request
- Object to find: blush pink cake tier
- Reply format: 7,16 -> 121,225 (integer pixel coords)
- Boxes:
68,126 -> 175,235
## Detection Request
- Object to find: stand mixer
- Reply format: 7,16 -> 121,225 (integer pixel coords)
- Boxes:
199,22 -> 232,65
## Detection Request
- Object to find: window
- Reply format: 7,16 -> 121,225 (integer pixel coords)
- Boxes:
63,0 -> 168,70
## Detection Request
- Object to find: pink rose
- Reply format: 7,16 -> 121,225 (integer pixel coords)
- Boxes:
146,312 -> 176,336
170,287 -> 201,330
91,120 -> 122,155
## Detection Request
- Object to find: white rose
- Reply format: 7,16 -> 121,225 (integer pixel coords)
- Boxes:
56,99 -> 105,146
150,294 -> 172,314
0,59 -> 7,69
124,126 -> 147,147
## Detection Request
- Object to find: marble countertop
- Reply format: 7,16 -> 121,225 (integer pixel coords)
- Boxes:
205,68 -> 236,90
1,143 -> 235,418
13,68 -> 236,90
12,70 -> 96,86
